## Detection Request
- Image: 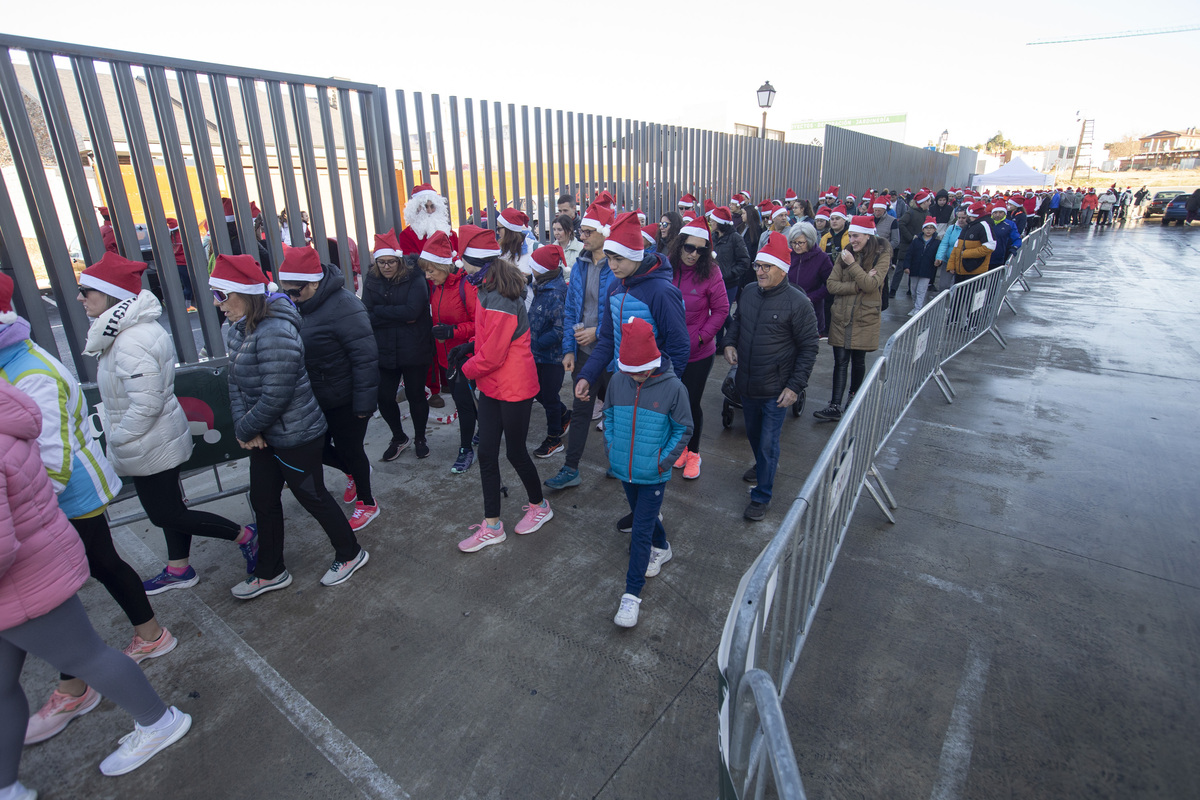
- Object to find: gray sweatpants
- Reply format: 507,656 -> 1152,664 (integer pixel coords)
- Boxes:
1,594 -> 168,784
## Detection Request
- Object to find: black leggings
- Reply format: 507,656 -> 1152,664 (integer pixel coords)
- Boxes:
534,362 -> 567,438
680,354 -> 714,453
831,346 -> 867,406
132,467 -> 240,562
448,368 -> 479,450
476,390 -> 543,519
322,404 -> 374,506
377,364 -> 430,443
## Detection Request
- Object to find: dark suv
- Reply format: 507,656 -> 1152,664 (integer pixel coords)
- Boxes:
1145,190 -> 1184,218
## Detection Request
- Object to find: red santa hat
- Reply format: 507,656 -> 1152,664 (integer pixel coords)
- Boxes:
845,193 -> 857,204
730,192 -> 748,206
79,252 -> 147,301
0,272 -> 15,325
250,201 -> 261,219
372,229 -> 401,260
757,198 -> 774,213
210,254 -> 268,295
618,316 -> 661,373
703,198 -> 717,217
97,206 -> 110,219
681,211 -> 697,223
829,205 -> 849,220
410,183 -> 438,202
530,244 -> 565,275
678,193 -> 697,208
580,203 -> 614,236
458,225 -> 500,262
711,206 -> 734,226
770,204 -> 788,221
498,208 -> 530,233
784,188 -> 798,203
594,190 -> 616,209
815,206 -> 831,222
278,245 -> 323,283
755,232 -> 791,273
825,186 -> 840,197
422,230 -> 460,266
872,197 -> 889,211
847,215 -> 876,236
922,216 -> 937,230
602,212 -> 645,262
166,217 -> 179,232
989,203 -> 1007,217
641,224 -> 657,246
967,202 -> 987,218
222,197 -> 235,222
679,214 -> 710,242
636,209 -> 647,225
914,189 -> 933,205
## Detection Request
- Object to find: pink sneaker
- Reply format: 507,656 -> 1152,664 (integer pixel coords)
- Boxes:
683,450 -> 702,480
342,475 -> 357,503
673,449 -> 688,469
458,521 -> 506,552
514,500 -> 554,535
349,501 -> 380,531
25,686 -> 102,744
123,627 -> 178,665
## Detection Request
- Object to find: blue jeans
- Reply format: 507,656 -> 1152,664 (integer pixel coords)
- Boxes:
622,481 -> 668,597
742,396 -> 787,504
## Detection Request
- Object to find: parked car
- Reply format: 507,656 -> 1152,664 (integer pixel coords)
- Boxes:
1145,190 -> 1184,218
1161,194 -> 1190,225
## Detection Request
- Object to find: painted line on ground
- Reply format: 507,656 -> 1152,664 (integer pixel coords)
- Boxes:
928,639 -> 991,800
909,419 -> 987,437
113,527 -> 410,800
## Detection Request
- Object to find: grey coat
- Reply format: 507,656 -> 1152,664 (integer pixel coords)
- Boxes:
224,295 -> 327,448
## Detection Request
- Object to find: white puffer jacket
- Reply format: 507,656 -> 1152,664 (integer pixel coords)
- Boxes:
82,291 -> 193,477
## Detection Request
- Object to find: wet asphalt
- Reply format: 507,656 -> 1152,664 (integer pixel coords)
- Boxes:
13,219 -> 1200,799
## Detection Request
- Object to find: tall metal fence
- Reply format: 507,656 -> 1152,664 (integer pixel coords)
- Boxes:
821,125 -> 968,200
947,146 -> 978,188
717,222 -> 1053,799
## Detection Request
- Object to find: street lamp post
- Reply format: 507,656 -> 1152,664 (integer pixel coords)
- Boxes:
757,81 -> 775,138
938,129 -> 949,153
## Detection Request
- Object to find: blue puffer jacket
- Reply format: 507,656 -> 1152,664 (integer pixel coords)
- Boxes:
224,294 -> 327,448
579,252 -> 690,386
989,218 -> 1022,267
602,354 -> 693,485
561,248 -> 613,356
936,223 -> 963,263
529,271 -> 567,364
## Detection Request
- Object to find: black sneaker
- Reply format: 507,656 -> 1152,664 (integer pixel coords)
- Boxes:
744,500 -> 769,521
414,438 -> 430,459
813,404 -> 842,422
742,465 -> 758,483
534,437 -> 564,458
381,435 -> 410,461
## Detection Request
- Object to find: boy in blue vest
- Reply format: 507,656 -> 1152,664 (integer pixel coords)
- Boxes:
604,316 -> 693,628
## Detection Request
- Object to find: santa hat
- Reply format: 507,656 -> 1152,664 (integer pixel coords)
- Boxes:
711,206 -> 734,226
602,212 -> 645,262
755,232 -> 791,272
0,272 -> 16,325
422,230 -> 460,266
703,198 -> 717,217
989,203 -> 1007,217
967,202 -> 987,218
278,245 -> 323,283
458,225 -> 500,262
784,188 -> 798,203
1007,196 -> 1022,207
641,225 -> 657,246
770,204 -> 788,221
847,215 -> 876,236
830,205 -> 849,220
210,254 -> 269,295
498,208 -> 530,233
250,201 -> 261,219
826,186 -> 840,197
679,214 -> 710,242
166,217 -> 179,233
618,316 -> 661,373
872,197 -> 889,211
79,252 -> 147,301
678,193 -> 696,208
681,211 -> 697,223
636,209 -> 647,225
222,197 -> 235,222
97,206 -> 110,220
372,229 -> 401,260
902,188 -> 913,197
530,244 -> 565,275
845,193 -> 857,204
954,188 -> 965,195
815,206 -> 831,222
581,203 -> 614,236
922,216 -> 937,229
411,183 -> 438,202
594,190 -> 616,209
757,198 -> 774,213
914,189 -> 933,205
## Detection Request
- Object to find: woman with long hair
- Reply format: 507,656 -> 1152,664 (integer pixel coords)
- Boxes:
656,211 -> 684,252
551,214 -> 583,278
451,258 -> 554,552
667,215 -> 729,479
498,209 -> 537,277
813,216 -> 886,422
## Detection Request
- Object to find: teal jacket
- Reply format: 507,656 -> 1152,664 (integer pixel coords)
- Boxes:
602,353 -> 693,485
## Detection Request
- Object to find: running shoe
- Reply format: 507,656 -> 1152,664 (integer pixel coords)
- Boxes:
142,566 -> 199,596
239,524 -> 258,574
25,686 -> 102,745
614,593 -> 641,628
451,447 -> 475,474
458,521 -> 506,553
348,501 -> 380,532
320,549 -> 370,586
514,501 -> 554,534
99,706 -> 192,776
123,627 -> 178,665
231,571 -> 292,600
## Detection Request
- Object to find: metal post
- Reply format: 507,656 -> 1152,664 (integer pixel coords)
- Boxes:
494,101 -> 508,212
465,99 -> 481,225
289,82 -> 330,264
449,97 -> 467,227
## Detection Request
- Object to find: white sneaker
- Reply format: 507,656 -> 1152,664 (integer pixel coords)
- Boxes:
614,593 -> 641,628
99,706 -> 192,776
320,549 -> 370,586
0,781 -> 36,800
645,544 -> 673,578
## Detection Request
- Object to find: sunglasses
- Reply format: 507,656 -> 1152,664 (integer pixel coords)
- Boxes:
78,284 -> 94,297
212,288 -> 229,303
282,286 -> 305,298
681,243 -> 709,255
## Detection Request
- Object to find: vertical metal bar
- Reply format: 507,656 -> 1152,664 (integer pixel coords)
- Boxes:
605,116 -> 614,206
266,82 -> 305,251
493,101 -> 508,212
556,110 -> 566,201
432,94 -> 451,222
449,97 -> 467,227
205,76 -> 245,258
577,112 -> 586,202
363,91 -> 391,232
394,89 -> 415,203
339,89 -> 370,271
614,118 -> 624,209
522,106 -> 534,235
566,111 -> 576,205
481,100 -> 495,226
586,113 -> 595,200
508,103 -> 521,216
413,91 -> 432,191
0,165 -> 61,369
289,82 -> 329,263
534,107 -> 545,241
241,78 -> 284,270
317,85 -> 352,283
465,98 -> 482,225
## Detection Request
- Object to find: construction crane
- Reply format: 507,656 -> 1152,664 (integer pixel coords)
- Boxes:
1028,24 -> 1200,46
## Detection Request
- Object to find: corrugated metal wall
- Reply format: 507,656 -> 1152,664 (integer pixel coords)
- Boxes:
819,125 -> 955,201
946,147 -> 977,189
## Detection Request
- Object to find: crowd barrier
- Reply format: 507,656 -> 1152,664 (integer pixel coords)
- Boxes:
717,222 -> 1053,799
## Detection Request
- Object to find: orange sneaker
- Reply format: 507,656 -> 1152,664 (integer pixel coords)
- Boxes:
25,686 -> 102,744
123,627 -> 178,665
673,448 -> 689,469
683,450 -> 702,480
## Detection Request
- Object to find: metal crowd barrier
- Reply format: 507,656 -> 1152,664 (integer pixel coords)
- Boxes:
718,221 -> 1052,799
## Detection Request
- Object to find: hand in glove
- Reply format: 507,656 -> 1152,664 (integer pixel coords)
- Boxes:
432,324 -> 455,340
446,341 -> 475,381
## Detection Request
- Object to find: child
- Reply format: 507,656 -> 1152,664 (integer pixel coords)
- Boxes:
603,317 -> 693,628
527,244 -> 571,458
902,217 -> 940,315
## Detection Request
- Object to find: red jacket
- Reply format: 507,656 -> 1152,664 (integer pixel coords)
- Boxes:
461,287 -> 538,402
429,270 -> 477,369
1080,193 -> 1099,211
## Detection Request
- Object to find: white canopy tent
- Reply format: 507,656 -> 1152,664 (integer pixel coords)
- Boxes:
972,157 -> 1052,187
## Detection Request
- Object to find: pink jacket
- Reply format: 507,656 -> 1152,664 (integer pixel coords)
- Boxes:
0,380 -> 88,631
672,262 -> 730,363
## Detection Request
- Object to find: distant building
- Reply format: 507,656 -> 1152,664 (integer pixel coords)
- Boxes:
1122,127 -> 1200,170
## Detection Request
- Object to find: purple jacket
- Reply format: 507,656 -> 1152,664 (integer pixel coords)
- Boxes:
672,262 -> 730,362
788,247 -> 833,303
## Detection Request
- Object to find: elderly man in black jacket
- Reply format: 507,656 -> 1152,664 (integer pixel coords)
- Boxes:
723,232 -> 819,521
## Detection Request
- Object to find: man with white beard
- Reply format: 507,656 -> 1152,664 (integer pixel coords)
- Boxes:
397,184 -> 457,257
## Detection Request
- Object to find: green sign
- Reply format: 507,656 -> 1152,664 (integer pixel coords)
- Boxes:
791,114 -> 907,131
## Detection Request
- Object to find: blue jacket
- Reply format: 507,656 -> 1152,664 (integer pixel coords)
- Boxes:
989,218 -> 1021,266
580,252 -> 690,386
1049,191 -> 1061,209
561,249 -> 613,356
528,271 -> 567,364
602,353 -> 692,485
903,234 -> 941,280
936,223 -> 963,263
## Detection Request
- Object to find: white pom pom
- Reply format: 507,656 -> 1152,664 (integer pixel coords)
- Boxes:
266,282 -> 278,293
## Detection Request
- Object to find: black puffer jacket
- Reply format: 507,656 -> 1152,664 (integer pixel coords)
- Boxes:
725,280 -> 819,400
714,228 -> 752,290
362,267 -> 434,369
295,264 -> 379,415
225,295 -> 327,448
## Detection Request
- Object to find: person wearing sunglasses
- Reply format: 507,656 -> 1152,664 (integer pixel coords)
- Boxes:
666,215 -> 729,480
655,212 -> 683,253
211,254 -> 369,598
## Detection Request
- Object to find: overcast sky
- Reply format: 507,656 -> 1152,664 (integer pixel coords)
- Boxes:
6,0 -> 1198,151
